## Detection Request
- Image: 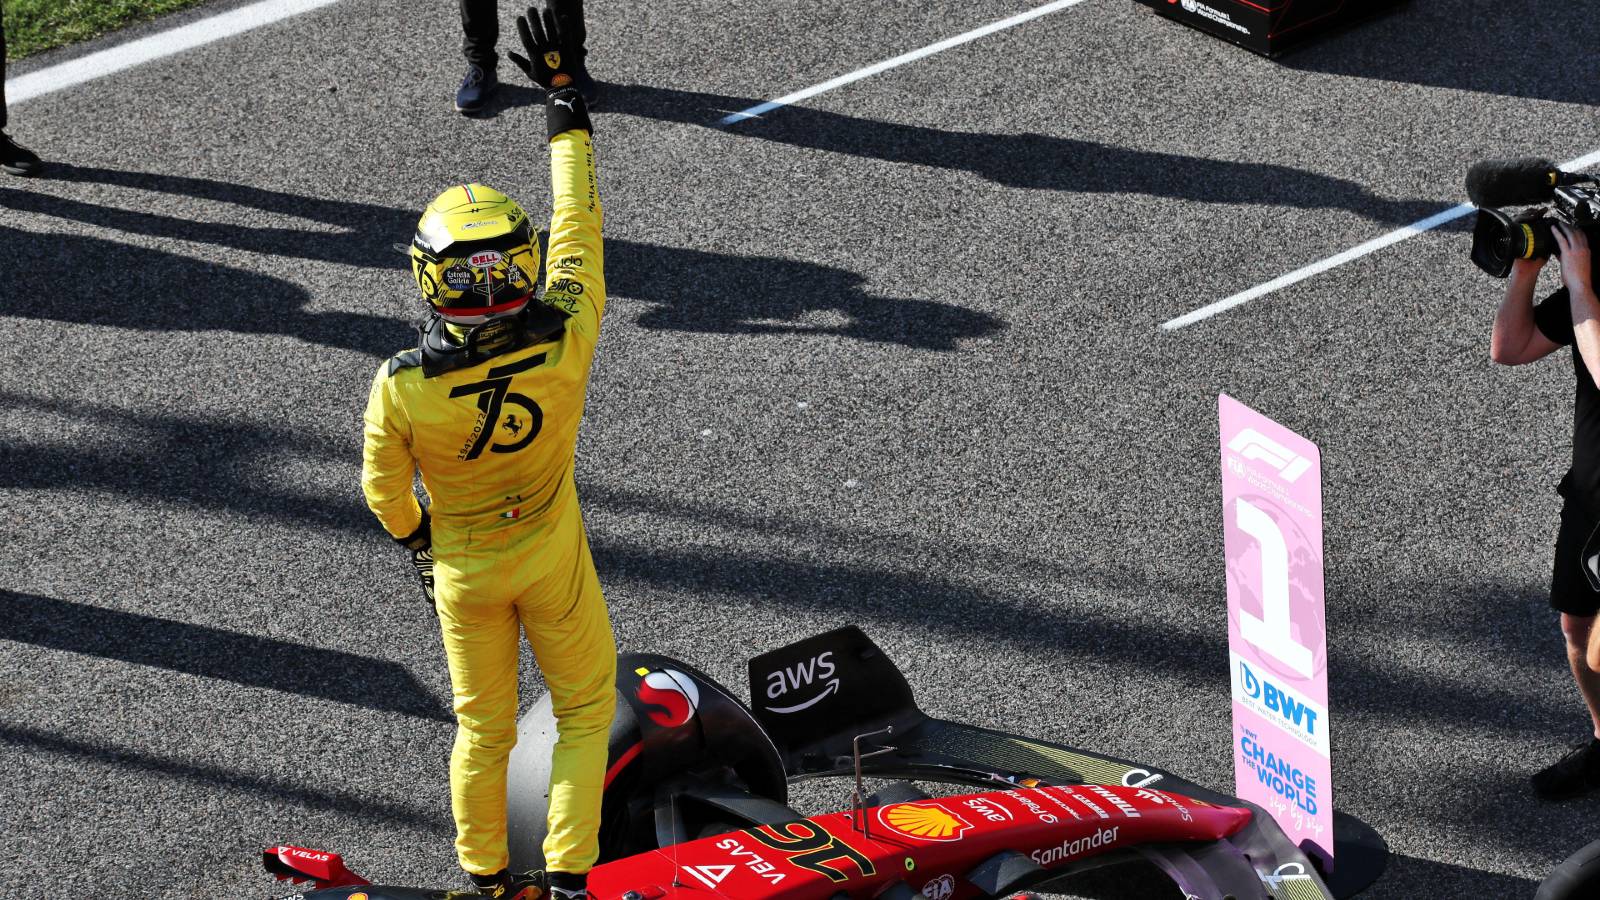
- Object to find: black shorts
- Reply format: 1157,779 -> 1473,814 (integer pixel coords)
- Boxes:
1552,502 -> 1600,616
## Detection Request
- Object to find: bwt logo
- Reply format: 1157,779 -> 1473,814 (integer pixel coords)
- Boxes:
1239,661 -> 1319,738
1226,429 -> 1312,483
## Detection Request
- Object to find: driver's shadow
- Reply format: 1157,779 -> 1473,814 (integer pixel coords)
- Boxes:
4,166 -> 1002,352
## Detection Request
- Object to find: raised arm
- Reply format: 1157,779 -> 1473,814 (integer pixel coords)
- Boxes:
509,2 -> 604,339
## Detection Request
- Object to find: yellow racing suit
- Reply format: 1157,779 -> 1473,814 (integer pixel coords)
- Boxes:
361,129 -> 616,877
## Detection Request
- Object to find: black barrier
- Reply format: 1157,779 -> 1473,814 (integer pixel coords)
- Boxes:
1131,0 -> 1407,58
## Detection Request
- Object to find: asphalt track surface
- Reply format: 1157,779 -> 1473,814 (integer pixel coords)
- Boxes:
4,1 -> 1600,897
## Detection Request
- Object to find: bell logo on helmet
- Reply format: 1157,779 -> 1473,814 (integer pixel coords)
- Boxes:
469,251 -> 503,268
636,669 -> 701,728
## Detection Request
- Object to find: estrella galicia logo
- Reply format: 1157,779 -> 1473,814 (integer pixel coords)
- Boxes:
636,669 -> 701,728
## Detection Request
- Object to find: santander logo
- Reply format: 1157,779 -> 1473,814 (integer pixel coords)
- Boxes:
636,669 -> 701,728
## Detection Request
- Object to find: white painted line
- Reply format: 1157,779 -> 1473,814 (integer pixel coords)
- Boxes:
1162,148 -> 1600,331
718,0 -> 1095,126
6,0 -> 343,106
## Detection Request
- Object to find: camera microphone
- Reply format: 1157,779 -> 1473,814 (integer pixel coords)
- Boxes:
1466,158 -> 1594,207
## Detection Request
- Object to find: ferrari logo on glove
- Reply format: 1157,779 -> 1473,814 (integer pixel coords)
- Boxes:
543,50 -> 561,69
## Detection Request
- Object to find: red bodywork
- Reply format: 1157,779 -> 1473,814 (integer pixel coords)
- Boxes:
265,784 -> 1250,898
587,784 -> 1250,900
263,845 -> 371,890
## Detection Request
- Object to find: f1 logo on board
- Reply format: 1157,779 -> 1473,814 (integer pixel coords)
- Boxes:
762,650 -> 839,715
1226,428 -> 1312,483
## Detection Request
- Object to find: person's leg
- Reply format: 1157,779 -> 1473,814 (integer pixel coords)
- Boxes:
454,0 -> 499,113
1566,613 -> 1600,738
516,526 -> 616,880
0,2 -> 40,177
1535,507 -> 1600,799
437,557 -> 524,876
458,0 -> 499,69
3,0 -> 9,131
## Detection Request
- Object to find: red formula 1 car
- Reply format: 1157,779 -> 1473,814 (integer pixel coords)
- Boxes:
266,627 -> 1373,900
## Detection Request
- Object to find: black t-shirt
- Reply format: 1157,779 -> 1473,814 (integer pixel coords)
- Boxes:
1535,287 -> 1600,513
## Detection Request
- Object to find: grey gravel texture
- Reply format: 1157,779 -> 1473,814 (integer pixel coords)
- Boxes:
3,0 -> 1599,896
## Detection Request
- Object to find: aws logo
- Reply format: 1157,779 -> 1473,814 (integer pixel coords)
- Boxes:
634,668 -> 700,728
762,650 -> 839,715
876,802 -> 972,842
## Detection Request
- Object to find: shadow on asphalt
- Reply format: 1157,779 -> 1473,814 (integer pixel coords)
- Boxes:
1278,0 -> 1600,107
600,85 -> 1456,229
0,167 -> 1002,351
0,721 -> 447,830
0,590 -> 451,722
0,221 -> 402,355
0,391 -> 372,532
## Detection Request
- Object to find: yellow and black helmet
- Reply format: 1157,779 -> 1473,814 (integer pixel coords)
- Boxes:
409,184 -> 539,324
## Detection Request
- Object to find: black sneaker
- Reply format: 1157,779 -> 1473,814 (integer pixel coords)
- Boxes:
1,132 -> 43,177
547,871 -> 588,900
1533,738 -> 1600,800
467,868 -> 544,899
455,64 -> 499,114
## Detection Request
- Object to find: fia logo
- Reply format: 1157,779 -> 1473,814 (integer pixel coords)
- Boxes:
762,651 -> 839,715
921,875 -> 955,900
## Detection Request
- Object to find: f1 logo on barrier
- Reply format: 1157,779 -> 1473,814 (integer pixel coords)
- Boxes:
1227,429 -> 1312,483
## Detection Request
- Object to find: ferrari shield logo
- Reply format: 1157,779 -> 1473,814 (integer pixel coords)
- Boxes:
876,802 -> 972,842
544,50 -> 562,70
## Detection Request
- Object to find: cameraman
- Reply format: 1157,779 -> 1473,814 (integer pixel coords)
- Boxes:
1492,223 -> 1600,800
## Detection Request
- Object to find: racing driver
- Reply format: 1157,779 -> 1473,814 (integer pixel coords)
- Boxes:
361,4 -> 614,897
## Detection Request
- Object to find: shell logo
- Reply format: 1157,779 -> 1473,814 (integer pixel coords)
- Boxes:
877,802 -> 972,842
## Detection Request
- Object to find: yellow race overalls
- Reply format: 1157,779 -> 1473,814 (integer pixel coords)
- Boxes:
361,129 -> 616,877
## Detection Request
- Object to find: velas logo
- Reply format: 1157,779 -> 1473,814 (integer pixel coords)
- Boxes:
468,250 -> 503,268
876,802 -> 972,842
635,669 -> 700,728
